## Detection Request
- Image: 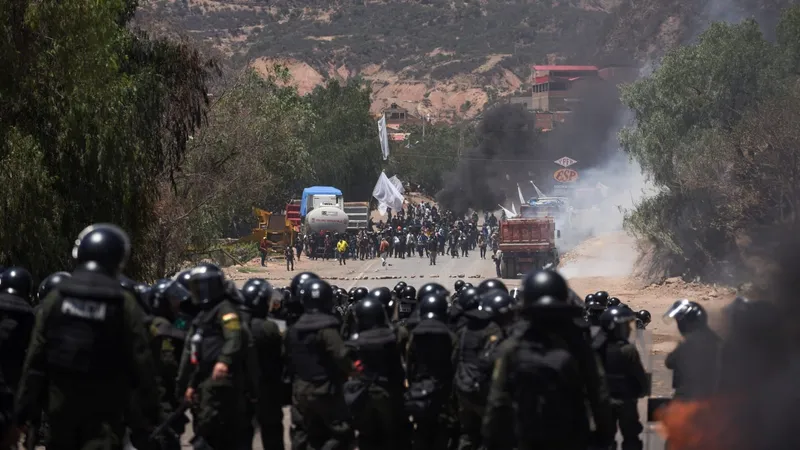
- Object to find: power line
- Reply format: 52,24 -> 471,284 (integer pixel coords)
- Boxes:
392,151 -> 555,163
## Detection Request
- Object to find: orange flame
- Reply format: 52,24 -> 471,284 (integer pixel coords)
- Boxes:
656,398 -> 739,450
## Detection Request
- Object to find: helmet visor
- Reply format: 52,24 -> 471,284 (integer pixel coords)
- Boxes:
662,299 -> 692,324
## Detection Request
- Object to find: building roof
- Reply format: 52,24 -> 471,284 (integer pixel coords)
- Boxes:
533,75 -> 586,85
533,65 -> 598,72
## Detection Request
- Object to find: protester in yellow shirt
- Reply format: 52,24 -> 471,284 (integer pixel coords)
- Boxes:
336,239 -> 348,266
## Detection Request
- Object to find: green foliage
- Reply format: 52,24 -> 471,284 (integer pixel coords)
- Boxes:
305,78 -> 382,200
621,7 -> 800,279
387,121 -> 476,195
0,0 -> 215,281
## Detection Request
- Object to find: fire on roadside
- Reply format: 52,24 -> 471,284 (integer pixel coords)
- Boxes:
655,398 -> 740,450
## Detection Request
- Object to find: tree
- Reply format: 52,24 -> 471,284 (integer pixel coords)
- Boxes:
620,7 -> 800,279
304,78 -> 383,200
387,121 -> 473,195
0,0 -> 215,281
150,66 -> 316,276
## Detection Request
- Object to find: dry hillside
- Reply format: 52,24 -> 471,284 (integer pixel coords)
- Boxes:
135,0 -> 800,119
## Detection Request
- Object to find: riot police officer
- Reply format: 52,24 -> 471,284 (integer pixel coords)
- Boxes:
594,306 -> 649,450
240,278 -> 285,450
148,279 -> 192,450
453,289 -> 505,450
0,267 -> 35,391
664,300 -> 722,399
15,223 -> 161,449
345,297 -> 406,450
635,310 -> 651,330
342,286 -> 369,339
36,272 -> 71,308
483,270 -> 613,450
405,292 -> 457,450
179,263 -> 248,450
286,279 -> 354,449
476,279 -> 507,295
449,286 -> 479,333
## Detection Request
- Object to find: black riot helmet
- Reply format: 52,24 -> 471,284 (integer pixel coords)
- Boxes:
522,270 -> 569,304
418,282 -> 449,301
72,223 -> 131,276
0,267 -> 33,301
119,276 -> 151,314
594,291 -> 610,306
608,297 -> 621,307
600,305 -> 636,340
38,271 -> 71,303
176,270 -> 193,289
301,279 -> 334,313
335,288 -> 349,306
368,287 -> 394,317
663,299 -> 708,336
480,290 -> 513,319
351,287 -> 369,303
584,293 -> 596,305
454,279 -> 466,293
354,298 -> 389,332
402,285 -> 417,300
723,296 -> 779,337
241,278 -> 274,319
290,272 -> 320,300
393,281 -> 408,296
418,293 -> 449,322
509,288 -> 521,304
188,263 -> 227,309
150,279 -> 189,321
477,279 -> 508,295
636,310 -> 652,329
457,287 -> 481,311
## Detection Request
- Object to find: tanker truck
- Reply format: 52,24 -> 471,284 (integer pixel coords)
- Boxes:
300,186 -> 350,234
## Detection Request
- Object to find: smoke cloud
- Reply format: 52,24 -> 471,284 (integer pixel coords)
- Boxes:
435,104 -> 540,216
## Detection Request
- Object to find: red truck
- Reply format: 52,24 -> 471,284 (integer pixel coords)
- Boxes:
498,216 -> 560,278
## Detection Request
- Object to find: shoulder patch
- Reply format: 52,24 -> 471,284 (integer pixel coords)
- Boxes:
222,313 -> 238,323
222,312 -> 240,331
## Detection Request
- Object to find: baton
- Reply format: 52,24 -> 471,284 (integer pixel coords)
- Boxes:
149,401 -> 190,442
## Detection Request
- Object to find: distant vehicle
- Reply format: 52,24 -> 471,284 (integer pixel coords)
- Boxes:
498,215 -> 560,278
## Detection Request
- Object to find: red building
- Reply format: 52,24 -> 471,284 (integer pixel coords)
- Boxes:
527,64 -> 638,130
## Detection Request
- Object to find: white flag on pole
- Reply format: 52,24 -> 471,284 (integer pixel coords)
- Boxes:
372,172 -> 404,216
377,116 -> 390,160
517,183 -> 526,206
389,175 -> 405,194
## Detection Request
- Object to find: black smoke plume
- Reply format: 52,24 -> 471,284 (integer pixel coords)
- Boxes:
436,104 -> 539,216
436,76 -> 630,216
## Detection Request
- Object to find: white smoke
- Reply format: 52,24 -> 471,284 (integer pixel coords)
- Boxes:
556,109 -> 658,278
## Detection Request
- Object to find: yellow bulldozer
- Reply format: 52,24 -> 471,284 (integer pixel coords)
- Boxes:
238,208 -> 295,258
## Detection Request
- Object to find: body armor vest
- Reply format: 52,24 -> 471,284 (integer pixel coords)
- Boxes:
44,273 -> 126,379
409,319 -> 453,383
286,313 -> 340,383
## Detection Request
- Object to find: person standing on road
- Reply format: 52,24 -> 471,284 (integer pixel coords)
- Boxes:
259,235 -> 271,267
492,250 -> 503,278
593,306 -> 649,450
337,238 -> 349,266
428,235 -> 438,266
285,246 -> 295,271
380,237 -> 390,267
286,279 -> 354,449
179,264 -> 249,450
478,235 -> 487,259
15,224 -> 162,449
295,236 -> 303,262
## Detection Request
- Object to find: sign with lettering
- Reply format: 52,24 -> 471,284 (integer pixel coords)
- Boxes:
554,156 -> 577,168
553,168 -> 579,183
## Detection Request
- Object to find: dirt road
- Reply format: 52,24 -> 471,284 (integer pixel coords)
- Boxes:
213,231 -> 736,450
